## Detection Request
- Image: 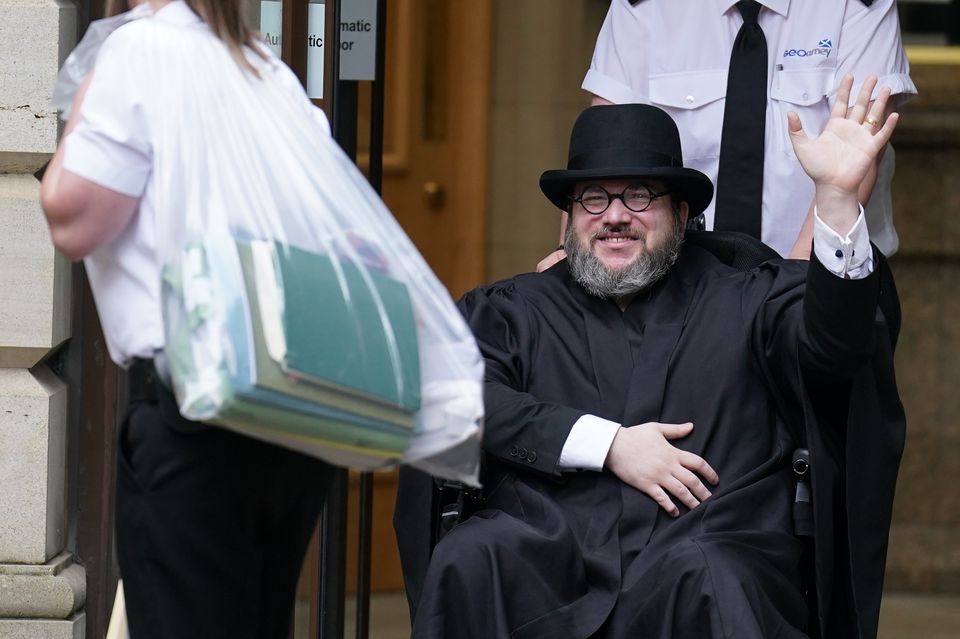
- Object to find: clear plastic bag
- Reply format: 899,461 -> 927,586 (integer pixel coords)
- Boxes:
90,13 -> 484,483
51,4 -> 154,120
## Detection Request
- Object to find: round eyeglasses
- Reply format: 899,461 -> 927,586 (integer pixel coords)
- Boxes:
570,183 -> 670,215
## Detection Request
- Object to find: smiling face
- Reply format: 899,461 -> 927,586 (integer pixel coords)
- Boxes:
564,178 -> 689,299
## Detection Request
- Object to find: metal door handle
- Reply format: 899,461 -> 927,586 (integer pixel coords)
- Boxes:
423,181 -> 445,210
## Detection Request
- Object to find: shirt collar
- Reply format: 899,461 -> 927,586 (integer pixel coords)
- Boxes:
716,0 -> 789,18
153,0 -> 202,25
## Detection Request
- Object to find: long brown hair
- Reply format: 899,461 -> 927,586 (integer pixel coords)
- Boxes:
103,0 -> 267,74
103,0 -> 127,17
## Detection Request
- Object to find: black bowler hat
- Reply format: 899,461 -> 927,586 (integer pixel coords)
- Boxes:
540,104 -> 714,216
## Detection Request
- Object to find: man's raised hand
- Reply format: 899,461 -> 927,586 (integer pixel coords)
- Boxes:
788,74 -> 898,194
787,75 -> 899,235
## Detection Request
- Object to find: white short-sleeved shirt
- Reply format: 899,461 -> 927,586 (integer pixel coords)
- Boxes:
62,1 -> 330,366
583,0 -> 916,257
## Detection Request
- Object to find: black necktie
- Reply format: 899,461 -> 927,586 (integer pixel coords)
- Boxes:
714,0 -> 767,238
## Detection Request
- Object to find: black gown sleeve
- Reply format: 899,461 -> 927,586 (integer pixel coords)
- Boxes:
459,284 -> 590,478
748,248 -> 880,392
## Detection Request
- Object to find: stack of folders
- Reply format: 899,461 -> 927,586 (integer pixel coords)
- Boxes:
215,239 -> 421,467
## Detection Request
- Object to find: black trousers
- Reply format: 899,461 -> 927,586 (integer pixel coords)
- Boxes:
115,360 -> 334,639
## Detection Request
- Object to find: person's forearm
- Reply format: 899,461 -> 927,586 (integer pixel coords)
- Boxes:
40,71 -> 140,262
40,74 -> 93,214
813,183 -> 860,237
787,201 -> 816,260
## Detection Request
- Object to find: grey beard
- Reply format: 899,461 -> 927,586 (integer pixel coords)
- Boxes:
565,220 -> 683,300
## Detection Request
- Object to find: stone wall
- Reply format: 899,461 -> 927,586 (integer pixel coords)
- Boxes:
0,0 -> 85,636
486,0 -> 606,282
885,61 -> 960,593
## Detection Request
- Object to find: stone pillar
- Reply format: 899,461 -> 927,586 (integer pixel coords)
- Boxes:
0,0 -> 86,636
885,60 -> 960,594
486,0 -> 606,282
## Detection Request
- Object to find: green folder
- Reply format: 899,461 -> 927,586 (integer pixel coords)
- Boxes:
236,241 -> 415,431
159,238 -> 415,465
259,241 -> 422,412
213,398 -> 407,462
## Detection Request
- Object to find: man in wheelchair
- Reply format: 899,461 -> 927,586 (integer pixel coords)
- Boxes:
396,76 -> 905,639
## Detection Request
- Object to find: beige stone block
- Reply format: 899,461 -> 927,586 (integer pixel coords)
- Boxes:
0,0 -> 76,171
487,106 -> 578,256
891,148 -> 960,257
890,259 -> 960,529
0,612 -> 84,639
0,174 -> 71,369
0,553 -> 85,619
487,0 -> 614,284
891,259 -> 941,432
0,367 -> 68,564
938,265 -> 960,432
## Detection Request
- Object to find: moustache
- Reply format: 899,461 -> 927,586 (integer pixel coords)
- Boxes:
591,226 -> 644,242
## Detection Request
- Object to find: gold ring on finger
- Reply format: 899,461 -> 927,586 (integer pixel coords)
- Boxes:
865,116 -> 880,127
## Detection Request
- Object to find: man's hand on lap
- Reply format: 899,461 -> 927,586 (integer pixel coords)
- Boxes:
605,422 -> 719,517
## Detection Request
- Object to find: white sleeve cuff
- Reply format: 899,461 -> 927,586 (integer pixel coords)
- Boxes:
844,72 -> 917,109
62,127 -> 151,197
558,414 -> 621,472
813,205 -> 874,279
582,69 -> 646,105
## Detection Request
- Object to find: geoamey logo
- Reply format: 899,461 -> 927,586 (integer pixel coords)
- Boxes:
783,38 -> 832,58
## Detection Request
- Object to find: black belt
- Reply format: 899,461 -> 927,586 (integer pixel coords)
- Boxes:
127,357 -> 209,433
128,357 -> 161,404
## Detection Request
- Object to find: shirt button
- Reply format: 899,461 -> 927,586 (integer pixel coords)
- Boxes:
685,95 -> 695,104
802,92 -> 809,100
835,249 -> 843,258
528,451 -> 538,463
510,446 -> 519,457
518,447 -> 528,460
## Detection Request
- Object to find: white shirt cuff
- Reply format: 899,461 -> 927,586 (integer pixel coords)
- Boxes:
813,205 -> 874,279
558,414 -> 621,472
844,72 -> 917,109
62,128 -> 151,197
582,69 -> 646,105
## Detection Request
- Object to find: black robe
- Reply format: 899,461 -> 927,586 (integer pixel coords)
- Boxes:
397,240 -> 904,639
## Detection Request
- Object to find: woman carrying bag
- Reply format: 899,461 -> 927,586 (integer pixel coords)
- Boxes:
42,0 -> 484,632
40,2 -> 336,637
